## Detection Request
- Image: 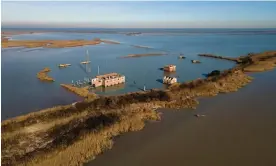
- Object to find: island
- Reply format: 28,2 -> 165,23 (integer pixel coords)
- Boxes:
1,51 -> 276,166
119,52 -> 167,58
37,67 -> 54,82
1,38 -> 123,48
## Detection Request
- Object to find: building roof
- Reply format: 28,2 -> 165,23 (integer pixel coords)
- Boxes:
164,64 -> 176,68
96,73 -> 122,79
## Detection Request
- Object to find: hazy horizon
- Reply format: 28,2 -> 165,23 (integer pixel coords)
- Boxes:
2,1 -> 276,28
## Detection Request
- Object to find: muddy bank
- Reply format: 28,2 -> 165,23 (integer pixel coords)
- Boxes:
89,69 -> 276,166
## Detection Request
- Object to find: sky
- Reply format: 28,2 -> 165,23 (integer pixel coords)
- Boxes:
2,1 -> 276,28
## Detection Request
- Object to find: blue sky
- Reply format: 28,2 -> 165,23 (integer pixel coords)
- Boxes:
2,1 -> 276,28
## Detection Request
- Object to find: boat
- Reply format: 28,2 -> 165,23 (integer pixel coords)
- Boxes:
81,50 -> 91,64
80,61 -> 91,64
58,64 -> 71,68
191,60 -> 201,63
178,55 -> 186,59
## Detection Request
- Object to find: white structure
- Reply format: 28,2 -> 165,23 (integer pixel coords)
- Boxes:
163,76 -> 177,85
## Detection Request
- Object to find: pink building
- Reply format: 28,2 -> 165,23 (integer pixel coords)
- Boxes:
163,65 -> 176,72
91,73 -> 125,87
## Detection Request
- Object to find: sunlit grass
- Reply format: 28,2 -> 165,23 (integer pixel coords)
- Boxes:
37,67 -> 54,82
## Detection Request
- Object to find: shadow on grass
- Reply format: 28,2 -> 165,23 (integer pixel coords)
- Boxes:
49,113 -> 119,148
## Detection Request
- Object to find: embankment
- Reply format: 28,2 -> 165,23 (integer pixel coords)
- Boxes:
1,51 -> 276,166
60,84 -> 97,99
198,51 -> 276,72
198,53 -> 239,62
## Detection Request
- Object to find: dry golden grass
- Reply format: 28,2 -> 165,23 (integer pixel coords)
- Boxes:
2,39 -> 101,48
37,67 -> 54,82
26,105 -> 160,166
244,57 -> 276,72
60,84 -> 97,100
1,104 -> 161,166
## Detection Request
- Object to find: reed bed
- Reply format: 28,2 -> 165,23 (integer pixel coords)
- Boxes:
36,67 -> 54,82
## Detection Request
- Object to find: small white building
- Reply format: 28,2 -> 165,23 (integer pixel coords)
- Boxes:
163,76 -> 177,85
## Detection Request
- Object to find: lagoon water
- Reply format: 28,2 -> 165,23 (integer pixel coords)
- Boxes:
89,69 -> 276,166
2,29 -> 276,120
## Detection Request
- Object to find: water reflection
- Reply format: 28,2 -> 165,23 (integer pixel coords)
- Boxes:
93,83 -> 125,93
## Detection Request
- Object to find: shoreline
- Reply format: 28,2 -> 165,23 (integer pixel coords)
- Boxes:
1,38 -> 122,48
1,51 -> 276,166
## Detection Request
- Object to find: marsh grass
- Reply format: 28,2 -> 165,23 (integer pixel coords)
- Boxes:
2,39 -> 101,48
60,84 -> 96,99
37,67 -> 54,82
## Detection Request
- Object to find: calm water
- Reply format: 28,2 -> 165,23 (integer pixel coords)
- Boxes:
88,69 -> 276,166
2,29 -> 276,120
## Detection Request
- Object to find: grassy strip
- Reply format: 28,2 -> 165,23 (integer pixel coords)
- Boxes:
36,67 -> 54,82
198,53 -> 239,62
60,84 -> 97,99
1,89 -> 171,133
2,39 -> 101,48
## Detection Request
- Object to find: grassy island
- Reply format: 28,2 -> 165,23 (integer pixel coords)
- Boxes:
120,52 -> 166,58
1,38 -> 122,49
2,39 -> 102,48
37,67 -> 54,82
1,51 -> 276,166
